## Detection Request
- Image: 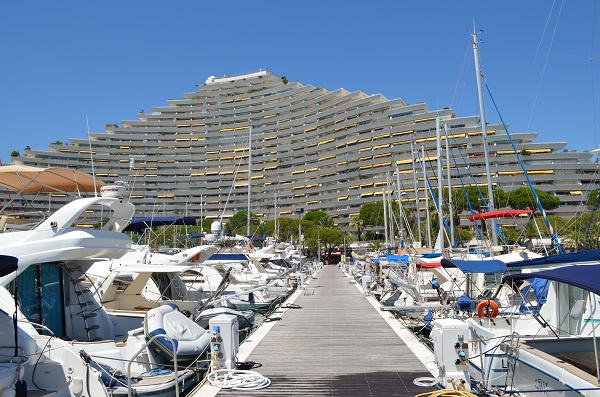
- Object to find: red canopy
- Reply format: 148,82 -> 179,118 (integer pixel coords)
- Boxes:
416,261 -> 441,269
469,209 -> 533,222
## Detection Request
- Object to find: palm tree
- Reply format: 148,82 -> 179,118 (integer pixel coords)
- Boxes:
349,215 -> 365,242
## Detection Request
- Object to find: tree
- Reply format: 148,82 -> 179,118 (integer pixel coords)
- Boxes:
506,187 -> 560,212
586,189 -> 600,209
10,150 -> 20,157
318,227 -> 345,262
264,217 -> 299,242
452,186 -> 507,213
303,210 -> 334,228
224,210 -> 260,235
349,215 -> 365,242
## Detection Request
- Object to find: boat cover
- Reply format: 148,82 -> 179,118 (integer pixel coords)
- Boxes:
504,264 -> 600,296
145,303 -> 211,361
441,258 -> 507,274
505,249 -> 600,269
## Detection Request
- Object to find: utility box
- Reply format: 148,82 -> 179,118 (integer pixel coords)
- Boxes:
361,274 -> 372,293
431,318 -> 470,390
209,314 -> 239,370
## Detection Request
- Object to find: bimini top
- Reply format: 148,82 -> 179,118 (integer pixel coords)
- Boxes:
441,258 -> 507,274
504,264 -> 600,296
0,165 -> 104,194
469,209 -> 532,222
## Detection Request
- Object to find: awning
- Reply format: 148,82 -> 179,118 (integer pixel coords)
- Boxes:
504,264 -> 600,296
441,258 -> 507,274
0,165 -> 104,194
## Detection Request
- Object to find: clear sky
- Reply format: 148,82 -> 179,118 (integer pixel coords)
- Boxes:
1,1 -> 599,163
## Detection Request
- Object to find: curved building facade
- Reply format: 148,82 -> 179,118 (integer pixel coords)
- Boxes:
8,70 -> 599,239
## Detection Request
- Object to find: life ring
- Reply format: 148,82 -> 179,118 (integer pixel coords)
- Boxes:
477,300 -> 499,318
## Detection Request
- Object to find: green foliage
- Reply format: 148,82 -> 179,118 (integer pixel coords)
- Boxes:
224,210 -> 260,235
455,228 -> 473,245
499,227 -> 520,245
506,187 -> 560,211
303,210 -> 334,228
452,186 -> 507,213
10,150 -> 20,157
587,189 -> 600,209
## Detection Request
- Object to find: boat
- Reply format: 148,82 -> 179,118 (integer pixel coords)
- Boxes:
0,176 -> 209,396
86,245 -> 254,335
433,263 -> 600,396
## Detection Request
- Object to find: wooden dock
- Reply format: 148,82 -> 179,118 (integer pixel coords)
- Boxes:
193,265 -> 438,396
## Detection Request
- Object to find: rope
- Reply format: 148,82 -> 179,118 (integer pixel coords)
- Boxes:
206,369 -> 271,390
415,379 -> 478,397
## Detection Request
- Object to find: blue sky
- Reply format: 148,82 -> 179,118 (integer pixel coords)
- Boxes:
1,1 -> 599,163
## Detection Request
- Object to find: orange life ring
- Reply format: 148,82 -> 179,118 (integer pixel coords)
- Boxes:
477,300 -> 499,318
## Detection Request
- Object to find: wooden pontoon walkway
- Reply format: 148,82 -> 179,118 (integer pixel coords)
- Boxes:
193,265 -> 438,397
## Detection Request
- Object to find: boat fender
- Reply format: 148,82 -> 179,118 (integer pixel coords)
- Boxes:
477,300 -> 499,318
457,295 -> 472,311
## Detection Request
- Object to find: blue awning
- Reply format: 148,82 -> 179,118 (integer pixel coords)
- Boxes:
123,216 -> 196,232
504,264 -> 600,296
441,258 -> 507,274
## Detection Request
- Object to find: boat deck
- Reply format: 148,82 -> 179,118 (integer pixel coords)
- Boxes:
192,265 -> 437,396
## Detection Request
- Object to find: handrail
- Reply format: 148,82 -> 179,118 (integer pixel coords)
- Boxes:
127,334 -> 179,397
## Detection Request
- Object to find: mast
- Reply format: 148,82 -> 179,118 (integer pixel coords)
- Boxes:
435,115 -> 444,250
382,188 -> 389,249
422,145 -> 432,248
395,165 -> 405,250
274,191 -> 278,241
410,138 -> 422,248
472,30 -> 498,246
444,124 -> 455,247
387,171 -> 395,248
247,123 -> 252,239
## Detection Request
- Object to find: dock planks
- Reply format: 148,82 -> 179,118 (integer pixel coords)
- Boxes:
195,265 -> 437,396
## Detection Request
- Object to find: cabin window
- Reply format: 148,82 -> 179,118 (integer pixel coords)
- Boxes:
10,264 -> 65,337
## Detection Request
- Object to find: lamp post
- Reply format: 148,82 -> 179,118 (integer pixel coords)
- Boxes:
317,226 -> 321,263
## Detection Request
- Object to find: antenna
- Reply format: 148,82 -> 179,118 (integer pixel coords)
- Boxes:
86,114 -> 98,197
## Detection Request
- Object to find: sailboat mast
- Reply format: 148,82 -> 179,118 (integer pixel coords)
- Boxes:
422,145 -> 432,248
444,124 -> 455,247
274,191 -> 278,241
410,138 -> 422,248
382,187 -> 389,248
247,123 -> 252,239
472,31 -> 498,246
436,116 -> 444,250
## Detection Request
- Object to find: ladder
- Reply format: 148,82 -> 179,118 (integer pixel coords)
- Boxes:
504,332 -> 520,391
63,265 -> 103,342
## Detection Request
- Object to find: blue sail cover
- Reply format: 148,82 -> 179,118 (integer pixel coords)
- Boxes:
441,258 -> 507,274
504,264 -> 600,296
505,249 -> 600,269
